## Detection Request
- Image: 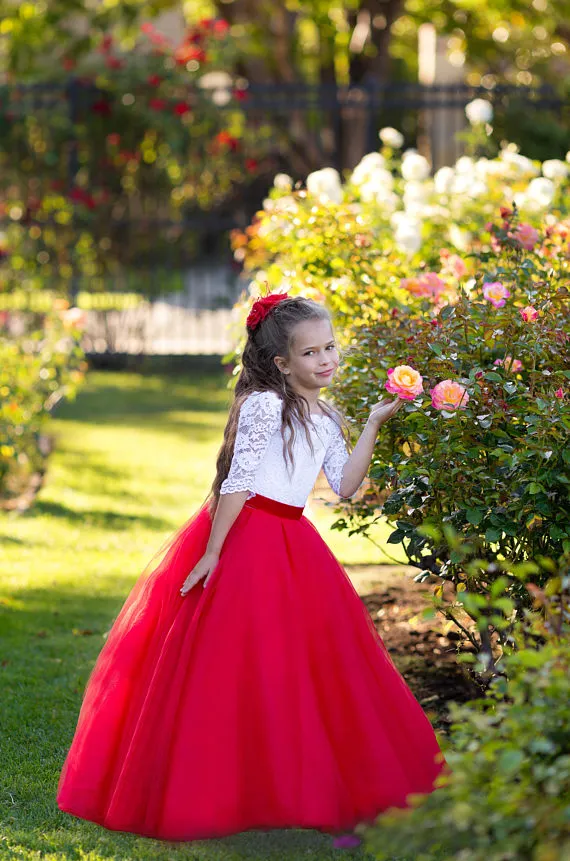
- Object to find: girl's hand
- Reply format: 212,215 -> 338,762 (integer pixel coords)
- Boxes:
367,396 -> 403,429
180,551 -> 220,596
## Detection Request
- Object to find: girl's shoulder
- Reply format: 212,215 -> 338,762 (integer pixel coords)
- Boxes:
240,389 -> 284,420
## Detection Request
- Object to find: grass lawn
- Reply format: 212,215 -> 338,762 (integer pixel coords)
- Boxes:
0,370 -> 405,861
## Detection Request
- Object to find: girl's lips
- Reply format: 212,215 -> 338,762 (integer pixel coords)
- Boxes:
316,369 -> 334,376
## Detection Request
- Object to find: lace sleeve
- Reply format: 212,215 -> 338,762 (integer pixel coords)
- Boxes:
322,420 -> 351,498
220,391 -> 283,495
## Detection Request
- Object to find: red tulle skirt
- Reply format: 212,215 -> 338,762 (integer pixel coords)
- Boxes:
57,493 -> 447,842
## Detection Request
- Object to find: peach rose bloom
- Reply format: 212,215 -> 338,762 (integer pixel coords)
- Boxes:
483,281 -> 511,308
514,223 -> 539,251
494,356 -> 523,372
385,365 -> 424,400
400,272 -> 445,300
555,388 -> 564,399
430,380 -> 470,411
519,305 -> 539,322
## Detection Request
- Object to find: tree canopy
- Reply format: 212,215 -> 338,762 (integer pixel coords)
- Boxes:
1,0 -> 569,90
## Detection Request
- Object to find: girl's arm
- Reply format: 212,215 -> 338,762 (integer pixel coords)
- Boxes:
180,491 -> 250,595
339,397 -> 403,498
181,390 -> 283,596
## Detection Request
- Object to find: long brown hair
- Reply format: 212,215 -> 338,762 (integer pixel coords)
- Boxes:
207,296 -> 352,516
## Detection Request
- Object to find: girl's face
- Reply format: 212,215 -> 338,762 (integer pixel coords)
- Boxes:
274,317 -> 340,393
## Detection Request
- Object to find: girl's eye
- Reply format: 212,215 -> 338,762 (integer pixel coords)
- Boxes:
304,345 -> 336,356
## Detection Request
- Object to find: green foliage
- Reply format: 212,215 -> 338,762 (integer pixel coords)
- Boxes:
229,140 -> 570,656
360,575 -> 570,861
0,307 -> 85,500
0,18 -> 267,298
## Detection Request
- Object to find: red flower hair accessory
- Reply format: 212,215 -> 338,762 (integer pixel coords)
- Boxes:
246,291 -> 290,331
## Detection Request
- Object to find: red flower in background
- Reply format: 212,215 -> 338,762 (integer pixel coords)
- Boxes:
69,188 -> 96,210
173,102 -> 191,116
245,158 -> 258,172
91,99 -> 112,116
61,57 -> 76,71
174,44 -> 207,65
105,56 -> 124,70
213,19 -> 230,36
233,87 -> 248,102
106,133 -> 121,147
98,35 -> 113,54
147,74 -> 162,87
214,131 -> 239,152
149,98 -> 167,111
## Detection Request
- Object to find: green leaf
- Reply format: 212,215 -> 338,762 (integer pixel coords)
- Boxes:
527,482 -> 544,494
428,343 -> 443,357
466,508 -> 484,526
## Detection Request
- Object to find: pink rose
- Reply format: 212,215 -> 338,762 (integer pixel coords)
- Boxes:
555,388 -> 564,399
514,223 -> 540,251
483,282 -> 511,308
401,272 -> 446,300
440,251 -> 467,278
519,305 -> 539,322
385,365 -> 424,400
494,356 -> 523,372
430,380 -> 470,411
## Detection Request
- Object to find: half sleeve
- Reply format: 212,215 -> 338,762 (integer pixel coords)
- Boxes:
322,420 -> 351,498
219,391 -> 283,495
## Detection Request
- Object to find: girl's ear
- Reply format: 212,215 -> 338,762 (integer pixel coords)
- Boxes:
274,355 -> 289,374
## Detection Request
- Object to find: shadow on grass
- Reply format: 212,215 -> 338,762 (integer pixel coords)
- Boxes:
25,500 -> 171,532
54,373 -> 231,426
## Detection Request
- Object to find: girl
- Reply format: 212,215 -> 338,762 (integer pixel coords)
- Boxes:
57,293 -> 446,844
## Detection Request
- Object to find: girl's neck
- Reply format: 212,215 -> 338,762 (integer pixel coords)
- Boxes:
287,383 -> 321,412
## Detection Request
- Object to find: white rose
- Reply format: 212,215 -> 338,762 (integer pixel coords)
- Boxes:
274,173 -> 293,190
434,166 -> 455,195
262,197 -> 274,213
521,176 -> 555,210
273,195 -> 298,214
448,224 -> 472,252
359,169 -> 395,202
379,127 -> 404,148
465,98 -> 493,125
542,159 -> 568,180
306,167 -> 343,203
452,175 -> 487,199
500,150 -> 540,177
401,153 -> 430,182
394,218 -> 423,255
455,156 -> 475,175
475,158 -> 503,179
403,181 -> 428,205
566,151 -> 570,164
351,152 -> 386,186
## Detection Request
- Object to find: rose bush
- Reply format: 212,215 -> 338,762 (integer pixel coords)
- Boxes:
227,132 -> 570,659
0,305 -> 86,503
360,566 -> 570,861
0,18 -> 267,298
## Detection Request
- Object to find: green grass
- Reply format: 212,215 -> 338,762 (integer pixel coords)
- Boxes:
0,370 -> 404,861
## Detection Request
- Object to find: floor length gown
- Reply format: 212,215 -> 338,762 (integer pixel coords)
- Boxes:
57,390 -> 447,841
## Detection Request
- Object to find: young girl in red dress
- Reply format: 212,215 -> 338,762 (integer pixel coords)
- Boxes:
57,293 -> 447,845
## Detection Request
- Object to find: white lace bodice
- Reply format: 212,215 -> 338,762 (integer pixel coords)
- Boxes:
219,390 -> 355,507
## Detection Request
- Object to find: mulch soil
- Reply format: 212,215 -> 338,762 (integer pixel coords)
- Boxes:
346,564 -> 484,733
